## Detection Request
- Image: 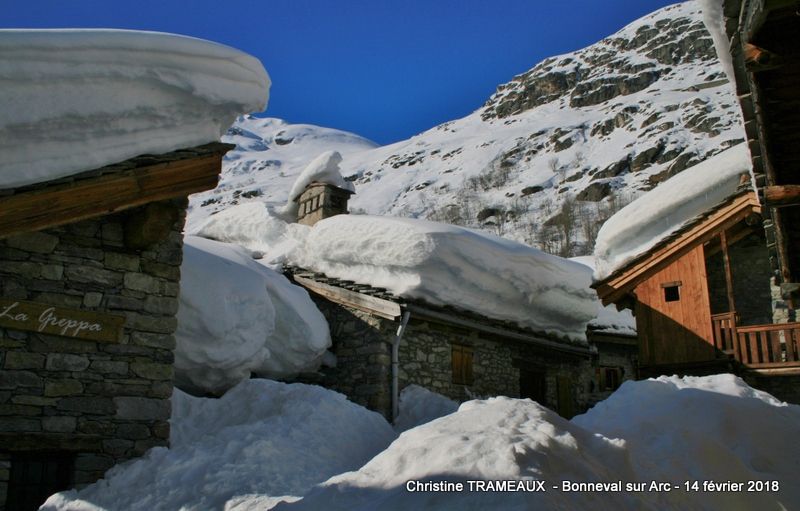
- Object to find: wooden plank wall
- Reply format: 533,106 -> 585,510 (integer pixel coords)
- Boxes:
635,245 -> 715,366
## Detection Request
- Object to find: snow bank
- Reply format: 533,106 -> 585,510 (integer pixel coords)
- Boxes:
279,150 -> 355,220
175,236 -> 329,394
42,380 -> 397,511
277,375 -> 800,511
291,215 -> 597,341
394,384 -> 459,433
0,29 -> 269,189
594,144 -> 751,280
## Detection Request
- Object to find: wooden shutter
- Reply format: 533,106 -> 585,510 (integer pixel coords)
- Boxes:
451,344 -> 473,385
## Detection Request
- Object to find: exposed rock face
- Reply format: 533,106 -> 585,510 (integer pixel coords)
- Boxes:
190,1 -> 745,257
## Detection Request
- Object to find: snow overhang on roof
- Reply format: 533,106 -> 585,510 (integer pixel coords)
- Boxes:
592,143 -> 754,288
0,29 -> 270,190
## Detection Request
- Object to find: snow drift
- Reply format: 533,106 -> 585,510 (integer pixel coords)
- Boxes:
394,384 -> 459,433
593,144 -> 752,280
175,236 -> 330,394
278,374 -> 800,511
0,29 -> 269,189
42,380 -> 397,511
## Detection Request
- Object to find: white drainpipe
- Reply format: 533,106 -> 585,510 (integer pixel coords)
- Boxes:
391,310 -> 411,423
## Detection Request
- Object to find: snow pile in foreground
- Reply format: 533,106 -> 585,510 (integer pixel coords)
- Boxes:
42,380 -> 397,511
278,374 -> 799,511
175,236 -> 330,394
0,29 -> 269,189
594,144 -> 751,280
394,384 -> 459,433
292,215 -> 598,341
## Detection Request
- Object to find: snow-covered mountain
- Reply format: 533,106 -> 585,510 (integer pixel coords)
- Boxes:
188,1 -> 744,255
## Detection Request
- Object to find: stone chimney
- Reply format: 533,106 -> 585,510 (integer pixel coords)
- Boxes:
296,181 -> 354,226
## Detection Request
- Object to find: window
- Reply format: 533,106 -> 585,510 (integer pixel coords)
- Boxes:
661,281 -> 682,302
599,366 -> 623,391
451,344 -> 473,385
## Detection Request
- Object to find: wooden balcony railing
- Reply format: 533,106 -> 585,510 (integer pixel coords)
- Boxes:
711,311 -> 800,369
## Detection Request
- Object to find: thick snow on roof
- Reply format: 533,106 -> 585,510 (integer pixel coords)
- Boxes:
175,236 -> 330,395
594,143 -> 752,281
571,256 -> 636,336
42,380 -> 396,511
0,29 -> 269,189
291,214 -> 598,342
277,374 -> 799,511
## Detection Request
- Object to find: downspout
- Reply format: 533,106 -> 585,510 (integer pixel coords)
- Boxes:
391,310 -> 411,423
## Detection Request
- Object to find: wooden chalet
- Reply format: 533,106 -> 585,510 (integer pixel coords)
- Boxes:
594,182 -> 800,400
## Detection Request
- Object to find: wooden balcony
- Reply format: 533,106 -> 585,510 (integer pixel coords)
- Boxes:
712,312 -> 800,370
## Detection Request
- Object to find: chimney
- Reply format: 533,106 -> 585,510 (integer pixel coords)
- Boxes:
296,181 -> 354,226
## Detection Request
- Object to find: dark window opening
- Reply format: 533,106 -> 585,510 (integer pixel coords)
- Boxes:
519,368 -> 547,405
662,281 -> 682,302
599,366 -> 623,391
451,344 -> 474,385
6,452 -> 74,511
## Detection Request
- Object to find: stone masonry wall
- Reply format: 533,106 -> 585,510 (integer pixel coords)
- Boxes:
0,198 -> 186,506
311,297 -> 593,420
312,298 -> 394,418
706,233 -> 773,325
398,320 -> 593,417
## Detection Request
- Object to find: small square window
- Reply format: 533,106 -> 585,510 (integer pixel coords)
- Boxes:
661,281 -> 682,302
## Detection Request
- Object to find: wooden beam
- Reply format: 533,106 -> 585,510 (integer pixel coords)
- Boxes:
292,275 -> 402,320
0,146 -> 230,239
744,43 -> 783,72
720,230 -> 738,317
764,185 -> 800,207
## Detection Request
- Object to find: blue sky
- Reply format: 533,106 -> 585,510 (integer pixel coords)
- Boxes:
5,0 -> 679,144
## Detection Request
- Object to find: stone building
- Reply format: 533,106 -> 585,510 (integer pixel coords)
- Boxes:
288,268 -> 595,421
0,143 -> 231,510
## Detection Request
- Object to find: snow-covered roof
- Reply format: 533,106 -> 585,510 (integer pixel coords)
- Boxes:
290,215 -> 598,342
571,256 -> 636,336
0,29 -> 269,189
593,143 -> 752,281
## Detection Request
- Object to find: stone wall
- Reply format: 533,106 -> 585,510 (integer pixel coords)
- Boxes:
312,297 -> 594,420
312,298 -> 394,417
586,333 -> 638,406
0,198 -> 186,507
706,232 -> 773,325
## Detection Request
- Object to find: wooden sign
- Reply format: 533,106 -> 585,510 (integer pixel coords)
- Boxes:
0,299 -> 124,343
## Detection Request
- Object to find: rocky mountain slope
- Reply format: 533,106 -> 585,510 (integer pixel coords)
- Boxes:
188,1 -> 745,256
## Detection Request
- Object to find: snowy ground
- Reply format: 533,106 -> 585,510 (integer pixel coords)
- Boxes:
43,374 -> 800,511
